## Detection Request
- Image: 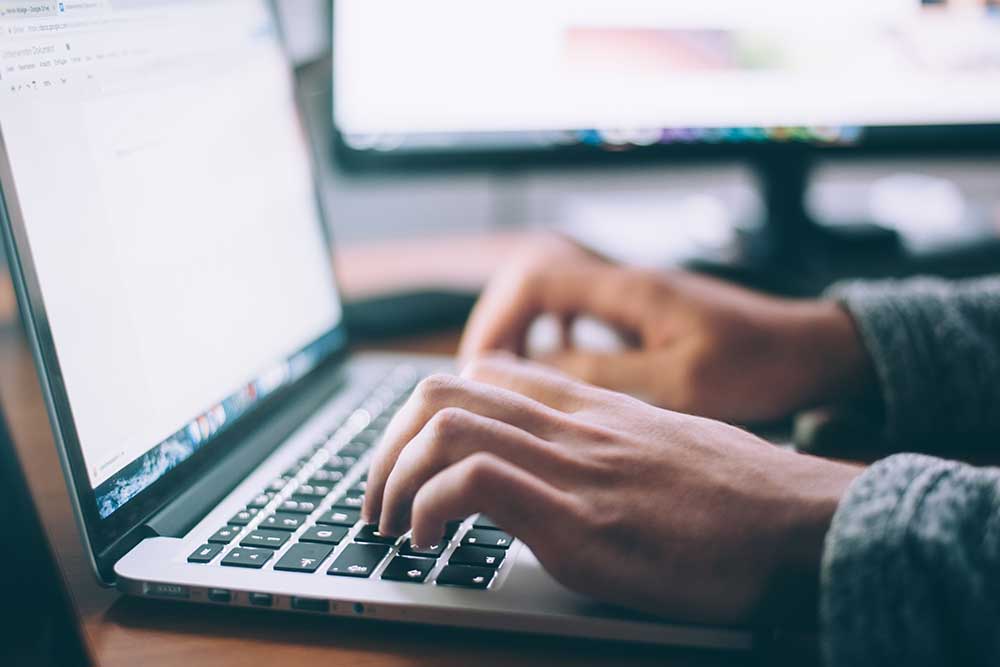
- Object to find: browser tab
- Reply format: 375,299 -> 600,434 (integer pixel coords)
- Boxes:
0,3 -> 59,20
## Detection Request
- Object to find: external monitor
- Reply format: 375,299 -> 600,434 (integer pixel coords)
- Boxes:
332,0 -> 1000,264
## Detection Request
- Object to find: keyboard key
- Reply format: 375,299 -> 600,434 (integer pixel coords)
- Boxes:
462,528 -> 513,550
436,565 -> 494,589
349,479 -> 368,494
267,477 -> 289,492
294,484 -> 334,499
338,442 -> 369,458
442,520 -> 463,539
353,524 -> 398,545
316,508 -> 360,526
241,529 -> 291,549
327,544 -> 390,578
308,469 -> 344,484
248,493 -> 273,509
283,459 -> 309,477
381,556 -> 435,583
274,543 -> 334,573
449,546 -> 505,569
332,492 -> 364,509
280,499 -> 318,514
221,547 -> 273,569
355,427 -> 381,444
398,539 -> 445,558
208,526 -> 240,544
473,515 -> 501,530
187,543 -> 223,563
299,525 -> 349,545
259,512 -> 305,532
323,456 -> 357,472
228,508 -> 260,526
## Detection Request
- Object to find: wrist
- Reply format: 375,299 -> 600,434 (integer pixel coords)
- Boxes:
784,300 -> 877,409
756,455 -> 863,627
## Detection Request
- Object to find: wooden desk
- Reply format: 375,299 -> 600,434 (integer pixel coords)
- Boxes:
0,235 -> 749,667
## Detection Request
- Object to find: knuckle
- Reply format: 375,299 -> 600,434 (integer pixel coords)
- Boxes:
509,263 -> 544,300
414,373 -> 459,406
461,452 -> 500,490
426,406 -> 470,441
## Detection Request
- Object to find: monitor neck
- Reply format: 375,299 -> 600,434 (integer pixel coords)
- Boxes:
752,150 -> 815,256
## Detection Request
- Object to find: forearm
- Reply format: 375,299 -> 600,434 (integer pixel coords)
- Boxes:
829,276 -> 1000,446
820,454 -> 1000,667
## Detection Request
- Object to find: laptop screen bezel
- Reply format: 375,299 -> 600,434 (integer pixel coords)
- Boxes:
0,0 -> 351,581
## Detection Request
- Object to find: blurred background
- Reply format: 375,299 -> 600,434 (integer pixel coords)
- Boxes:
270,0 -> 1000,337
279,0 -> 1000,244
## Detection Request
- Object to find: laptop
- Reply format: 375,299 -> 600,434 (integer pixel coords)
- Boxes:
0,0 -> 748,651
0,404 -> 93,667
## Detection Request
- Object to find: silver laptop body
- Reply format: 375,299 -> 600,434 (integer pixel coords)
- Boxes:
0,0 -> 749,650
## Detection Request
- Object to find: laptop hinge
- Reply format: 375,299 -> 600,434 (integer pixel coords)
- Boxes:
142,363 -> 348,539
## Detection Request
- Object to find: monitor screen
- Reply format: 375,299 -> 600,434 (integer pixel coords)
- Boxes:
334,0 -> 1000,155
0,0 -> 344,519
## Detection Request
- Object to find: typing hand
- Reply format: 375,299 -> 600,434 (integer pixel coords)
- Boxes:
362,355 -> 862,624
460,235 -> 874,424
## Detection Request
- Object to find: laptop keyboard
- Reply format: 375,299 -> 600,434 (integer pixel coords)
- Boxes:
185,365 -> 515,590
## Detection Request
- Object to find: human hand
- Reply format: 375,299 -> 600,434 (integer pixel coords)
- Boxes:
362,355 -> 863,625
460,235 -> 874,424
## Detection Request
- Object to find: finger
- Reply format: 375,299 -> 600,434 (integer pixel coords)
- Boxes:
540,350 -> 657,398
458,261 -> 647,363
461,353 -> 598,412
409,451 -> 574,553
378,408 -> 570,536
362,373 -> 568,523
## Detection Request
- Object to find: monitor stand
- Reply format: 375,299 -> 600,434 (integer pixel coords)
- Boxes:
688,152 -> 902,296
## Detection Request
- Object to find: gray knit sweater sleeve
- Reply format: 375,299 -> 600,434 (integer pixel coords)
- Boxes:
818,276 -> 1000,667
821,454 -> 1000,666
829,276 -> 1000,444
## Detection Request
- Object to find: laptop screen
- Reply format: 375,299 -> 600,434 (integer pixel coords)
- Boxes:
0,1 -> 344,519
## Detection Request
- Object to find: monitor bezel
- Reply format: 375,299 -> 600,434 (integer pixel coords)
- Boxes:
332,122 -> 1000,174
0,0 -> 350,583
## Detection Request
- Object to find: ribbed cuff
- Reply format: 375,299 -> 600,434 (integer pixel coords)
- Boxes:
824,277 -> 1000,446
820,453 -> 1000,667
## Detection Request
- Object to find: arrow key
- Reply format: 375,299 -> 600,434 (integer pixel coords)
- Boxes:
436,565 -> 494,589
461,528 -> 513,550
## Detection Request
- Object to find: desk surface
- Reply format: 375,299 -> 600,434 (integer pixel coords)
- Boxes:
0,234 -> 749,667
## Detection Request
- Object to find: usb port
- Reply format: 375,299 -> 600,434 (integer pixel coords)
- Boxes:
207,588 -> 231,603
291,597 -> 329,613
249,592 -> 273,607
146,583 -> 189,599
